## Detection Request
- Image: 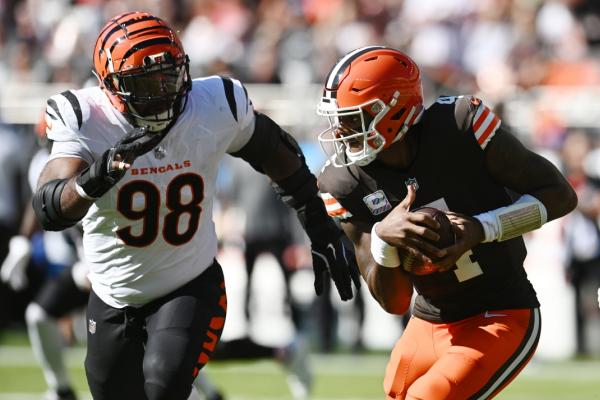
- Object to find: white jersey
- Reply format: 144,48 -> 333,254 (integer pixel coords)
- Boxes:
46,76 -> 255,308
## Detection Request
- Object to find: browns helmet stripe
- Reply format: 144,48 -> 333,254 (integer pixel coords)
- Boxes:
323,45 -> 387,99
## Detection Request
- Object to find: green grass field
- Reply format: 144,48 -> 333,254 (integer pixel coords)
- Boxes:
1,329 -> 599,400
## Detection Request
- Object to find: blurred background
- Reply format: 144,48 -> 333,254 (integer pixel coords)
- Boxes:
1,0 -> 600,399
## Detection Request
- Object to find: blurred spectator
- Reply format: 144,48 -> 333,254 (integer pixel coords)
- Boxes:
226,157 -> 303,330
1,117 -> 84,400
3,0 -> 600,364
0,0 -> 595,98
563,129 -> 600,355
0,122 -> 32,327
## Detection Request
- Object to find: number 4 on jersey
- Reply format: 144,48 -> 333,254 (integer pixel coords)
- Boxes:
423,198 -> 483,282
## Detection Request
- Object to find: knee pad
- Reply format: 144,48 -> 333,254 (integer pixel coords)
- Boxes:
25,303 -> 49,325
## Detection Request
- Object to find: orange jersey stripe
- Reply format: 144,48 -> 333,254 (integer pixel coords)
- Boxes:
477,116 -> 500,146
473,106 -> 491,133
328,207 -> 350,216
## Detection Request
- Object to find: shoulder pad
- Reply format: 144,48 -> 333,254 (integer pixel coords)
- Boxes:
431,95 -> 501,150
218,76 -> 253,123
45,90 -> 90,140
46,90 -> 89,131
193,76 -> 253,123
458,96 -> 501,149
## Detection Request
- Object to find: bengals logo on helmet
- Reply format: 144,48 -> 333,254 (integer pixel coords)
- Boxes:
93,11 -> 191,132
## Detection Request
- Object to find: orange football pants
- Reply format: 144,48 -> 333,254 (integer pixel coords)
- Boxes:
384,308 -> 540,400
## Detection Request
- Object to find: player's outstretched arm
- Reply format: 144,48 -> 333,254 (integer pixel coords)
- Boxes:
264,138 -> 361,301
234,112 -> 361,301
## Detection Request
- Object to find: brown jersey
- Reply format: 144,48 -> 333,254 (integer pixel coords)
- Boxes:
318,95 -> 539,323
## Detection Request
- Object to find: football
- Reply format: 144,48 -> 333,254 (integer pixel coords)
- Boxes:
402,207 -> 456,276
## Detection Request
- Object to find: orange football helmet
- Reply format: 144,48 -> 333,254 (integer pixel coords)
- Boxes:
317,46 -> 424,166
93,11 -> 191,132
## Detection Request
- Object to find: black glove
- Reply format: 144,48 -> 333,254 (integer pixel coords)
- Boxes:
300,197 -> 361,301
76,127 -> 164,198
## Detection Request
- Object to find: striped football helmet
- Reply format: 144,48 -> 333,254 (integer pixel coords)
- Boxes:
93,11 -> 191,132
317,46 -> 424,167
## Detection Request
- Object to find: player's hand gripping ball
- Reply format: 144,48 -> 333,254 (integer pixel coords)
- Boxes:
402,207 -> 456,275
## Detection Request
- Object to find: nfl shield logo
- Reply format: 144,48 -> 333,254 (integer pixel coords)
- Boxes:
88,319 -> 96,335
154,146 -> 166,159
404,177 -> 419,191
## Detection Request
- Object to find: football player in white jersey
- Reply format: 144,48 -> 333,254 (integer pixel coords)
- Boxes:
32,11 -> 360,400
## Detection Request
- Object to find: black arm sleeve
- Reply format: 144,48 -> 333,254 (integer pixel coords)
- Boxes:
230,111 -> 303,172
32,179 -> 79,231
231,110 -> 338,238
235,111 -> 314,209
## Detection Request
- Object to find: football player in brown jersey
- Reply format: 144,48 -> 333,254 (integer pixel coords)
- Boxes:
316,46 -> 577,400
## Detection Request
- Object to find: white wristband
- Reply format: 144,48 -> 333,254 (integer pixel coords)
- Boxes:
370,223 -> 401,268
75,181 -> 97,201
475,194 -> 548,242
